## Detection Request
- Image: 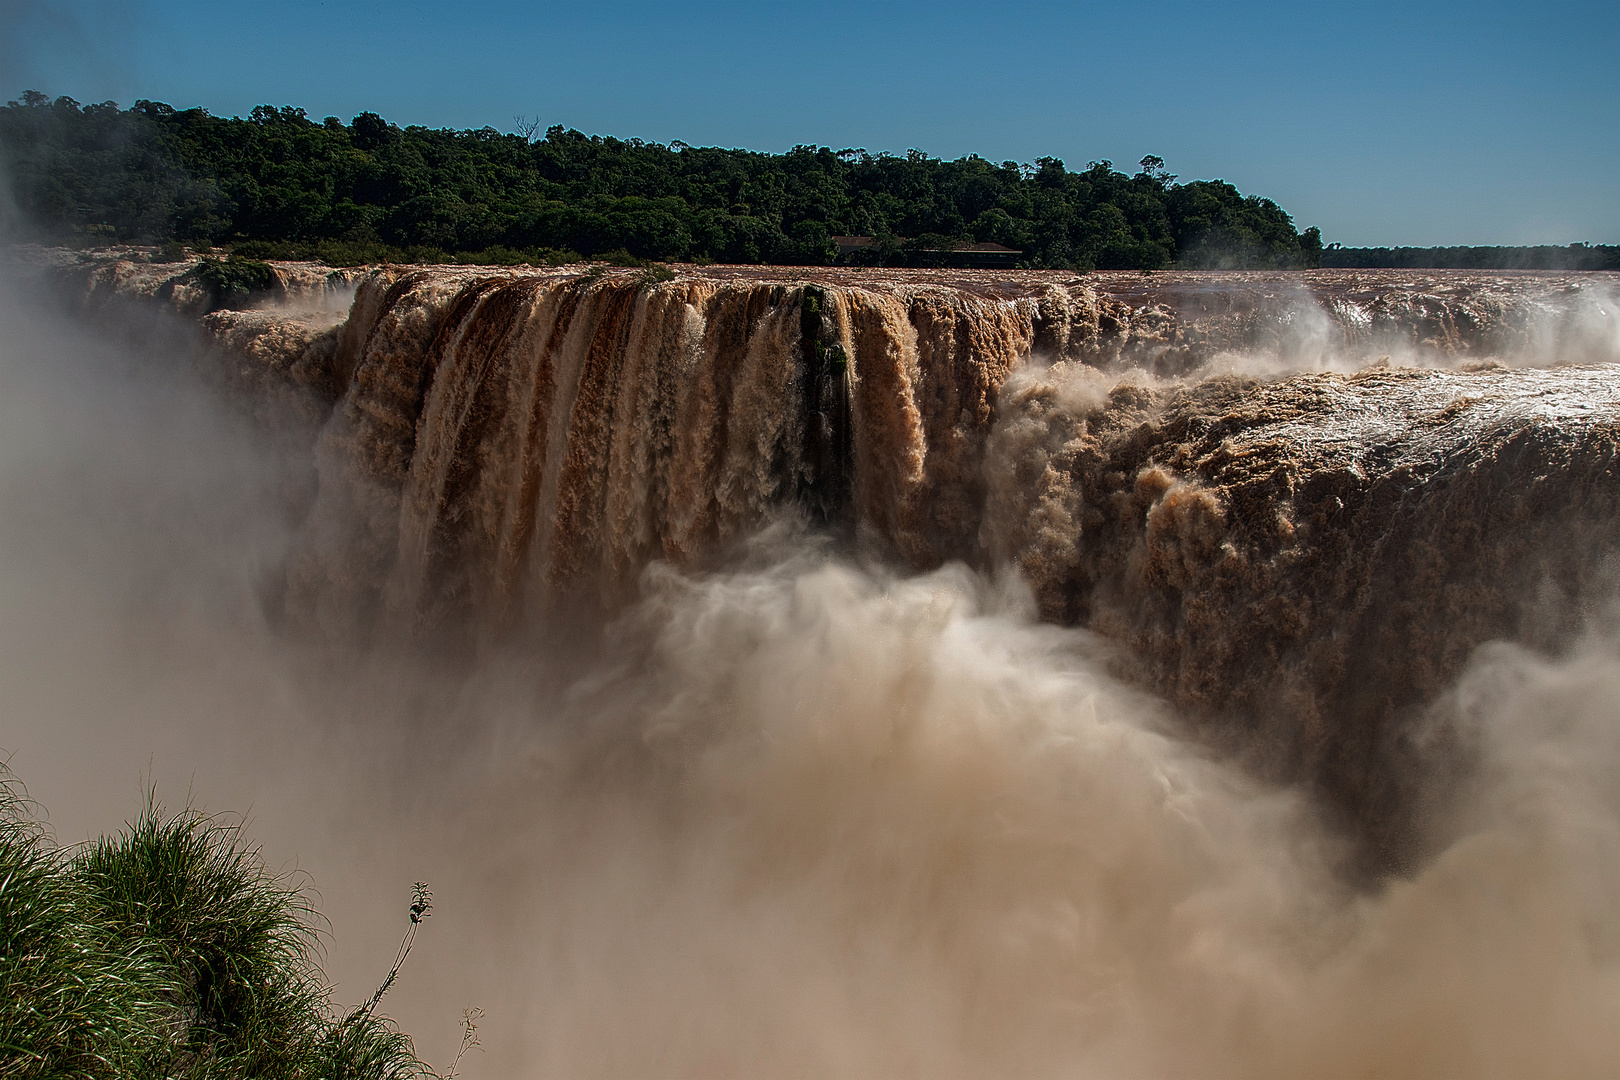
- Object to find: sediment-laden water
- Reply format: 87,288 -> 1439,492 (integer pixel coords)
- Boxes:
7,253 -> 1620,1075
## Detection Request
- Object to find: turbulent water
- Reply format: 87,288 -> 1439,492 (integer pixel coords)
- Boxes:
7,253 -> 1620,1075
205,261 -> 1611,865
264,264 -> 1620,621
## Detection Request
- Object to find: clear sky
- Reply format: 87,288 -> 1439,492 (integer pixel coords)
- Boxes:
3,0 -> 1615,246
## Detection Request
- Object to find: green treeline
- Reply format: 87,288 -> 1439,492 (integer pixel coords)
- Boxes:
0,91 -> 1321,270
1321,244 -> 1620,271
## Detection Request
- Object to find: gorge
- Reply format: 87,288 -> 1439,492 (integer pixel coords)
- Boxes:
80,254 -> 1618,867
9,249 -> 1620,1075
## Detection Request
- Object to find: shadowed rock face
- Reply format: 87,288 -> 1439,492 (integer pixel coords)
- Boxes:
32,247 -> 366,317
39,252 -> 1620,867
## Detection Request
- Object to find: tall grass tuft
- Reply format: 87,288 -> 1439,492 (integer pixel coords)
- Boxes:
1,772 -> 172,1076
0,768 -> 437,1079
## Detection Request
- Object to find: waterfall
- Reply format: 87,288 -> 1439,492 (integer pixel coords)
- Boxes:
267,265 -> 1619,641
240,263 -> 1619,866
13,251 -> 1620,1072
284,268 -> 1038,633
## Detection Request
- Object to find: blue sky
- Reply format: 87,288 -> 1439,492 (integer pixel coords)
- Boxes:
4,0 -> 1616,246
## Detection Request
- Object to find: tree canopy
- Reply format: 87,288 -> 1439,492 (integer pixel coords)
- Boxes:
1,92 -> 1323,270
1321,243 -> 1619,271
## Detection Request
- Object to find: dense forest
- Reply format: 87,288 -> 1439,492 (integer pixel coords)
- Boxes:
0,91 -> 1322,271
1321,243 -> 1620,271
